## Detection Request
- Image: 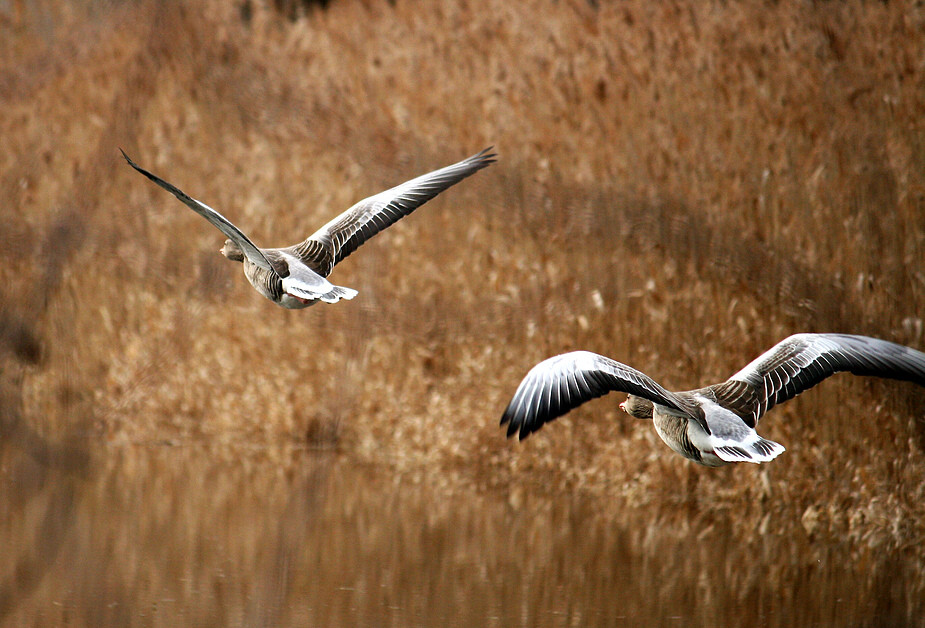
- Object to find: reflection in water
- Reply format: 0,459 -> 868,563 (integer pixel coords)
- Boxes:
1,441 -> 921,627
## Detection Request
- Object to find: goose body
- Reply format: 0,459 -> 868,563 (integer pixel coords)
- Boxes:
500,334 -> 925,466
122,148 -> 495,308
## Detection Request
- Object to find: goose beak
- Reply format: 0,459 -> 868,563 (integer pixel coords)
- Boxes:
619,401 -> 626,413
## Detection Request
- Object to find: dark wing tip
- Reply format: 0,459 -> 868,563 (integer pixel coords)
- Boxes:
472,146 -> 498,165
119,148 -> 148,177
499,390 -> 569,443
518,422 -> 542,440
119,147 -> 135,166
500,405 -> 521,438
500,401 -> 538,441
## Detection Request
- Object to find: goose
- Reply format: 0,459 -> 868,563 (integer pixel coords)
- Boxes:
122,147 -> 495,308
500,333 -> 925,466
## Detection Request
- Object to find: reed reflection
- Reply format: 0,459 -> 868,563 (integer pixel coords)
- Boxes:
1,442 -> 921,627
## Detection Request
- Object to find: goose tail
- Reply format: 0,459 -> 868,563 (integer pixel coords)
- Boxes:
319,285 -> 358,304
713,436 -> 785,464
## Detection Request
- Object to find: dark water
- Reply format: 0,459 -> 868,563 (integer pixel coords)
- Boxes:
1,441 -> 920,627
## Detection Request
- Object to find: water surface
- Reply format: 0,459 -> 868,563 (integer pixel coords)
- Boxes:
1,441 -> 919,627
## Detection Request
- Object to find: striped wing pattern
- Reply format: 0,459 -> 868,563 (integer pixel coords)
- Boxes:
725,333 -> 925,426
121,150 -> 275,273
294,147 -> 496,277
500,351 -> 695,440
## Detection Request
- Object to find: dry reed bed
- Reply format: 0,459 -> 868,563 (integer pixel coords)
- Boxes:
2,0 -> 924,581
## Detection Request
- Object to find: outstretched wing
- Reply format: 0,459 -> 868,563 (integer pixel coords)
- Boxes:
721,333 -> 925,427
500,351 -> 699,440
121,149 -> 275,273
292,147 -> 496,277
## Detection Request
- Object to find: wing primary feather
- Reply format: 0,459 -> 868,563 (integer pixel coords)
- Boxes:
121,149 -> 275,273
728,333 -> 925,423
297,148 -> 496,274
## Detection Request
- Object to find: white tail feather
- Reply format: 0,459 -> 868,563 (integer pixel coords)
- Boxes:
714,437 -> 785,464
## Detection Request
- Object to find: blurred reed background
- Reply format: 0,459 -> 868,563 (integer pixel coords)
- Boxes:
1,0 -> 923,625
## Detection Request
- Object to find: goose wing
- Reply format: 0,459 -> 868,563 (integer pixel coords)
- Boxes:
500,351 -> 701,440
292,147 -> 496,277
719,333 -> 925,427
121,150 -> 275,273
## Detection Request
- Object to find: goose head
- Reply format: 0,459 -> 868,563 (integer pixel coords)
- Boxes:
220,239 -> 245,262
619,394 -> 654,419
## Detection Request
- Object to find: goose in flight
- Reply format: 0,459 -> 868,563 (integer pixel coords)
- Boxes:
500,334 -> 925,466
122,147 -> 495,308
